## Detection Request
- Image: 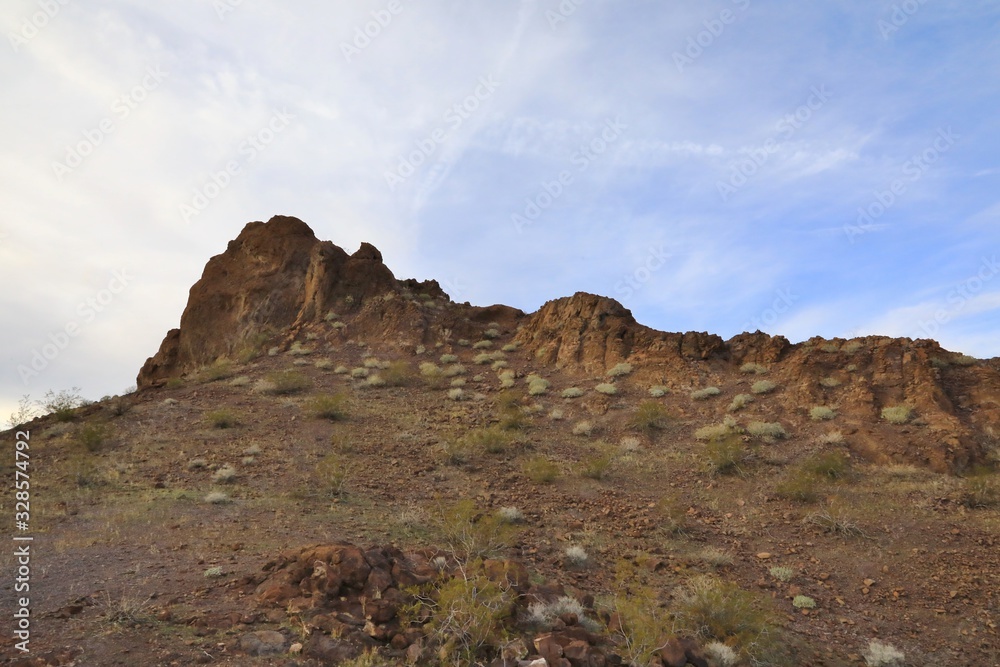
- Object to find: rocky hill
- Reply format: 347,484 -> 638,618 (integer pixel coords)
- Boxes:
4,215 -> 998,667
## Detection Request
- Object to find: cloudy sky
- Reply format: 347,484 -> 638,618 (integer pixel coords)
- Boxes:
2,0 -> 999,421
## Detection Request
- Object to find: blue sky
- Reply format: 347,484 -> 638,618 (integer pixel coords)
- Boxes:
2,0 -> 999,420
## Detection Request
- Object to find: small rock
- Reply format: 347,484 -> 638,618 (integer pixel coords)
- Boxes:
239,630 -> 287,656
756,552 -> 772,560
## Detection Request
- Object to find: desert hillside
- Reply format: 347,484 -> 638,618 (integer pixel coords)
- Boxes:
3,216 -> 998,667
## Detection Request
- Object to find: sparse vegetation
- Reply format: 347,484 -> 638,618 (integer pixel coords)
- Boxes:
472,340 -> 493,350
694,418 -> 739,442
691,386 -> 721,400
810,405 -> 837,421
820,376 -> 842,388
41,387 -> 83,422
629,400 -> 670,431
351,367 -> 369,378
746,421 -> 787,440
881,405 -> 913,424
381,360 -> 414,386
431,500 -> 517,559
572,420 -> 594,436
792,595 -> 816,609
751,380 -> 778,394
205,409 -> 240,429
212,465 -> 237,483
740,362 -> 768,374
803,450 -> 850,480
817,430 -> 845,445
261,370 -> 310,395
564,545 -> 589,566
607,362 -> 633,377
527,375 -> 549,395
594,383 -> 618,395
561,387 -> 584,399
523,456 -> 559,483
197,359 -> 234,382
863,640 -> 905,667
288,341 -> 312,356
204,491 -> 231,504
727,393 -> 754,412
448,388 -> 466,401
648,385 -> 667,397
959,471 -> 999,508
705,434 -> 749,475
76,421 -> 111,452
306,393 -> 349,420
769,566 -> 794,582
774,468 -> 821,503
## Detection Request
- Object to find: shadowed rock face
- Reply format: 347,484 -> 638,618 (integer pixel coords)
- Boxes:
138,215 -> 406,387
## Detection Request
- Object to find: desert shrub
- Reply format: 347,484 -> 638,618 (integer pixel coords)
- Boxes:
774,469 -> 820,503
528,596 -> 595,631
472,340 -> 493,350
498,406 -> 529,431
76,422 -> 111,452
483,328 -> 501,339
564,545 -> 589,566
751,380 -> 778,394
705,434 -> 748,475
959,472 -> 999,508
579,446 -> 615,480
954,354 -> 977,366
440,353 -> 459,364
307,393 -> 349,420
288,341 -> 313,356
726,393 -> 753,413
803,450 -> 850,480
863,640 -> 905,666
694,547 -> 734,567
473,353 -> 494,365
498,370 -> 516,389
817,430 -> 845,445
444,363 -> 468,377
881,405 -> 913,424
656,494 -> 688,534
362,357 -> 382,369
263,370 -> 310,395
362,374 -> 386,388
594,383 -> 618,396
41,388 -> 83,422
527,378 -> 549,396
212,465 -> 237,483
197,359 -> 234,383
406,560 -> 515,666
501,343 -> 518,352
431,499 -> 517,559
448,388 -> 466,401
792,595 -> 815,609
204,491 -> 231,504
464,426 -> 516,455
746,421 -> 787,440
548,408 -> 565,420
420,362 -> 447,388
740,362 -> 768,374
820,376 -> 841,388
607,362 -> 633,377
690,386 -> 720,400
523,456 -> 559,483
810,406 -> 837,421
203,566 -> 224,579
6,395 -> 37,429
449,377 -> 467,388
491,360 -> 508,370
350,367 -> 369,379
572,420 -> 594,436
769,566 -> 794,582
694,418 -> 739,442
381,360 -> 414,386
704,642 -> 738,667
457,339 -> 470,347
648,385 -> 667,398
187,458 -> 208,470
314,359 -> 335,370
630,401 -> 670,431
206,409 -> 241,429
672,575 -> 779,663
561,387 -> 585,399
842,341 -> 863,354
806,508 -> 865,538
312,453 -> 348,497
497,506 -> 524,524
333,365 -> 349,374
606,562 -> 673,666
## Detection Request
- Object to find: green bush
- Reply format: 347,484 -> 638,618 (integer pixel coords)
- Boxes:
750,380 -> 777,395
691,386 -> 721,400
648,385 -> 668,398
197,359 -> 234,383
381,360 -> 414,386
774,469 -> 820,503
881,405 -> 913,424
523,456 -> 559,484
672,575 -> 779,663
594,383 -> 618,396
41,388 -> 83,422
607,362 -> 633,377
204,409 -> 240,429
746,421 -> 787,440
464,426 -> 516,455
705,434 -> 748,475
561,387 -> 585,399
264,370 -> 311,395
630,401 -> 670,431
307,393 -> 349,420
727,393 -> 754,412
810,406 -> 836,421
76,422 -> 111,452
802,450 -> 850,480
739,362 -> 768,374
431,500 -> 518,559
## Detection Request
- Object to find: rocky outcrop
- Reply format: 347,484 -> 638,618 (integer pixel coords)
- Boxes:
137,216 -> 436,387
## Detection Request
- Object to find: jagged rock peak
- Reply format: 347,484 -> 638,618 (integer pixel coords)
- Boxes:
137,216 -> 417,388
